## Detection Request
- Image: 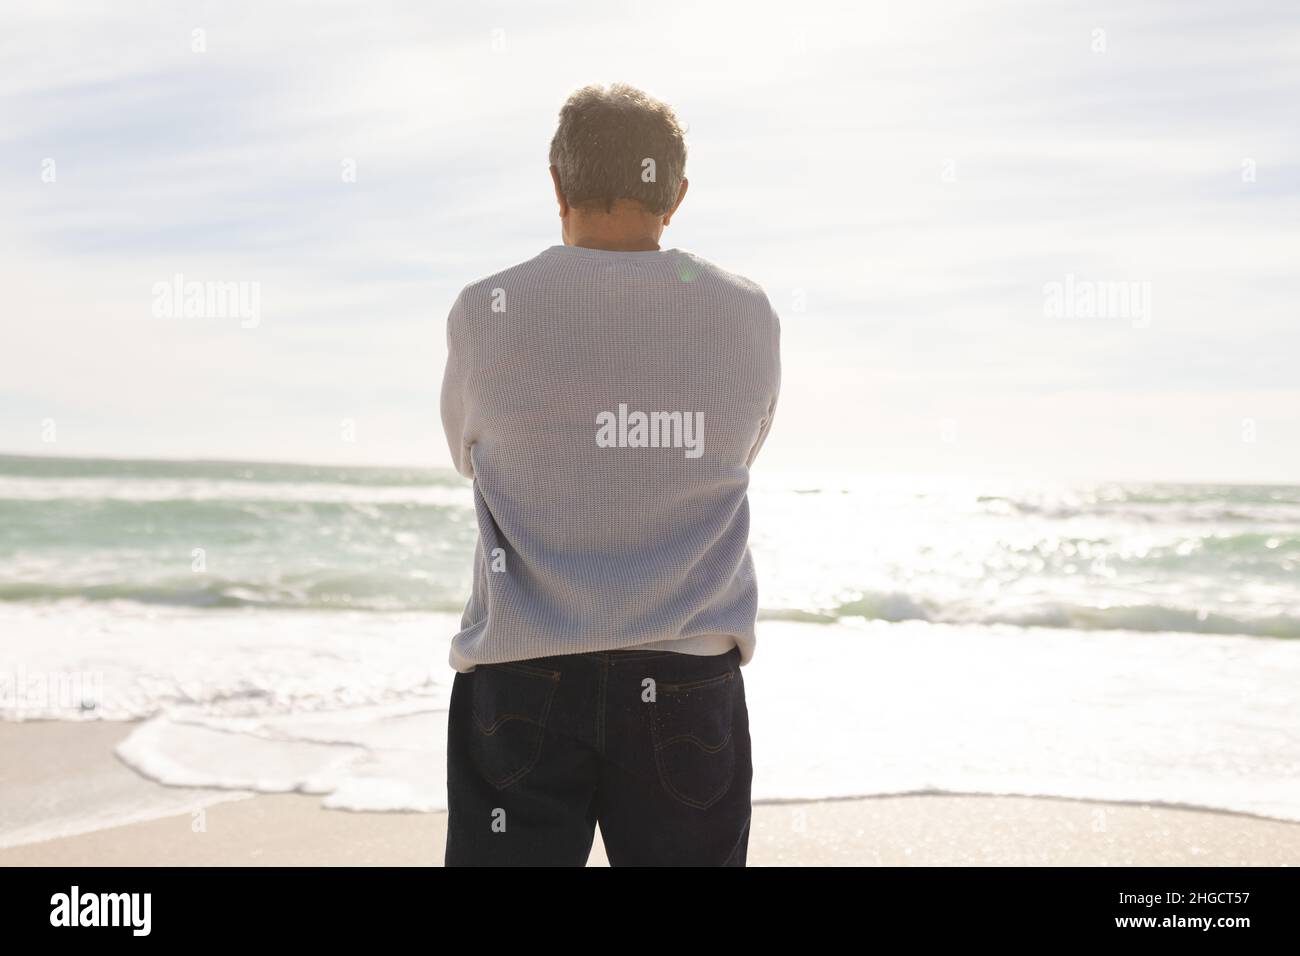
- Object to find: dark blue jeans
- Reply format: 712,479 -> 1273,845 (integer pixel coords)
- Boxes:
445,645 -> 752,866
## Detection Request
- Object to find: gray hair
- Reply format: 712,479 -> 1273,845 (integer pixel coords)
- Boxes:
548,83 -> 687,216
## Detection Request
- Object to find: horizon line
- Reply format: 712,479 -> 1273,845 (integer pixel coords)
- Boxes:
0,449 -> 1295,489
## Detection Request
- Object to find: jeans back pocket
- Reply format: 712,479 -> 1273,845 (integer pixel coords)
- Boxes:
469,661 -> 561,790
649,668 -> 737,810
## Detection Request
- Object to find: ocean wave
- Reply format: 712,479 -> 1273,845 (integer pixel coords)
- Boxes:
978,498 -> 1300,525
0,579 -> 469,613
0,453 -> 454,488
3,458 -> 1298,641
2,575 -> 1298,639
0,476 -> 472,506
978,482 -> 1300,509
68,618 -> 1300,823
762,594 -> 1300,639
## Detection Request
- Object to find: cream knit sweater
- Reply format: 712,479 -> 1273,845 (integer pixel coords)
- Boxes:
440,243 -> 780,672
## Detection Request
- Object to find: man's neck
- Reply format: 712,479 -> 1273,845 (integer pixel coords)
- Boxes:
568,235 -> 661,252
565,207 -> 664,251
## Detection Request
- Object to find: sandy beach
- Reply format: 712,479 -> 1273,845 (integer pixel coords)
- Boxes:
3,720 -> 1297,867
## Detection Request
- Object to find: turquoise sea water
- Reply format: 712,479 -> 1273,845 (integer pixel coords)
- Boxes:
1,454 -> 1297,638
2,454 -> 1298,835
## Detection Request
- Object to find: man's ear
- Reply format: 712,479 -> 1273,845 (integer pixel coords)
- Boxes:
549,165 -> 569,217
662,177 -> 688,226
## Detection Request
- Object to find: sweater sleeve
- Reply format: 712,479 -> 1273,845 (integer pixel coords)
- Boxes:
439,291 -> 474,478
745,295 -> 782,468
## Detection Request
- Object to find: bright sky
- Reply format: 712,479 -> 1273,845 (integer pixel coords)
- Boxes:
2,0 -> 1297,482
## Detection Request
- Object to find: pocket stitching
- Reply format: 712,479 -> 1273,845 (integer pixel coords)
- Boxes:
649,671 -> 737,810
490,660 -> 563,681
470,668 -> 560,789
657,671 -> 734,695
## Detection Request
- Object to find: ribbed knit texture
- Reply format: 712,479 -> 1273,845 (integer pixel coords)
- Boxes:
440,244 -> 781,672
